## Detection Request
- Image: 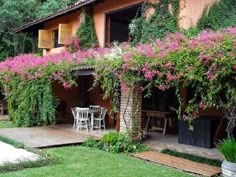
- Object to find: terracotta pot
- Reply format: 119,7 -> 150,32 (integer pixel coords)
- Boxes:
221,160 -> 236,177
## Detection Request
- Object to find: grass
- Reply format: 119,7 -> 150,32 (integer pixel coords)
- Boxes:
0,146 -> 193,177
161,149 -> 222,167
0,120 -> 16,129
0,135 -> 24,148
0,154 -> 57,173
219,138 -> 236,163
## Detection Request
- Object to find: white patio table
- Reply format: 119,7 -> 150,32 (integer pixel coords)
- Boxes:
88,109 -> 101,130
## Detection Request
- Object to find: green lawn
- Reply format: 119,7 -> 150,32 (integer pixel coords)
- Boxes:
0,121 -> 15,128
0,146 -> 193,177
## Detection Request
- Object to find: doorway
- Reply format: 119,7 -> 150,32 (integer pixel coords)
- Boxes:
105,3 -> 143,45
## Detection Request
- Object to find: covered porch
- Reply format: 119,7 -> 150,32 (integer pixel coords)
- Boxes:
53,66 -> 118,130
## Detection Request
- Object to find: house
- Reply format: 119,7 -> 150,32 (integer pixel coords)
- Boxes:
15,0 -> 225,148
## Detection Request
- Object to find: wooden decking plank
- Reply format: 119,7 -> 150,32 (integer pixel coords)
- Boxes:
0,125 -> 104,148
133,151 -> 221,177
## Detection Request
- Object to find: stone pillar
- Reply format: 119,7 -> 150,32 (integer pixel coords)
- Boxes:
119,85 -> 142,139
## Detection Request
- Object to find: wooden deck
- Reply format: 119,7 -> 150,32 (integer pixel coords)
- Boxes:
0,125 -> 110,148
133,151 -> 221,177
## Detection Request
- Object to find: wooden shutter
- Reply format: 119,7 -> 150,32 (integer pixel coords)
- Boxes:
58,24 -> 73,44
38,30 -> 54,49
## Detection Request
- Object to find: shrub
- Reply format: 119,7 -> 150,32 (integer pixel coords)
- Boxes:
102,132 -> 147,153
219,138 -> 236,163
76,10 -> 98,49
82,137 -> 103,149
101,132 -> 121,146
83,132 -> 147,153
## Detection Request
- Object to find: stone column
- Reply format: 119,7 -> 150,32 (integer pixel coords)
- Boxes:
119,85 -> 142,139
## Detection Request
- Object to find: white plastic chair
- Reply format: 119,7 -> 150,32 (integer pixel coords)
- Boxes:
71,107 -> 77,129
94,107 -> 107,130
89,105 -> 101,111
76,108 -> 90,131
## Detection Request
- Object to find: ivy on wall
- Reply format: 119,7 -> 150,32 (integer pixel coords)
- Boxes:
76,9 -> 98,49
129,0 -> 179,45
7,79 -> 56,126
197,0 -> 236,30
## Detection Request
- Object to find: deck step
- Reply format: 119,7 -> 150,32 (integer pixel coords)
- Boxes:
133,151 -> 221,177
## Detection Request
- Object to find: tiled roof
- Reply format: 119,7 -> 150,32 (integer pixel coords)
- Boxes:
14,0 -> 99,33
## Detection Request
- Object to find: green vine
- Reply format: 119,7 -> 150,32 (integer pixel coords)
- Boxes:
7,79 -> 56,126
129,0 -> 179,45
76,9 -> 98,49
197,0 -> 236,30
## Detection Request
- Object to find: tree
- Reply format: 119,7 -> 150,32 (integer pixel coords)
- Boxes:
0,0 -> 39,60
0,0 -> 78,60
36,0 -> 78,19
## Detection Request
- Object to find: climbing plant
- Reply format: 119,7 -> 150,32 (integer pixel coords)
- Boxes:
0,27 -> 235,128
129,0 -> 179,45
76,9 -> 98,49
197,0 -> 236,30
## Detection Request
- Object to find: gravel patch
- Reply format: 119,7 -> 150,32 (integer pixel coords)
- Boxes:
0,141 -> 40,165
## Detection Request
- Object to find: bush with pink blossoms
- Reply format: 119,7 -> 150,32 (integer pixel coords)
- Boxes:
0,27 -> 235,126
94,27 -> 236,119
0,50 -> 101,126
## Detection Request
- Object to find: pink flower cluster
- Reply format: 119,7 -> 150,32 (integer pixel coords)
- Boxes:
0,27 -> 235,91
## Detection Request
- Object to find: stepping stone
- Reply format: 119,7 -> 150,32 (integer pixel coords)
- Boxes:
133,151 -> 221,177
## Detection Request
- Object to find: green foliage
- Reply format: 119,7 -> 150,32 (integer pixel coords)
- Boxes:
0,135 -> 24,148
0,0 -> 38,60
82,137 -> 103,149
161,149 -> 222,167
94,28 -> 236,122
76,10 -> 98,49
83,132 -> 147,153
7,79 -> 56,126
102,132 -> 121,146
36,0 -> 78,19
219,138 -> 236,163
0,0 -> 77,61
197,0 -> 236,30
130,0 -> 179,44
0,121 -> 16,128
102,132 -> 147,153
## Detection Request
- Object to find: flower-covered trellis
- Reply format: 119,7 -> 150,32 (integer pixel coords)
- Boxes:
0,27 -> 235,129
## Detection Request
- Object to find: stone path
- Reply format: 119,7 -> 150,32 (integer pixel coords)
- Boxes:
133,151 -> 221,177
0,141 -> 40,165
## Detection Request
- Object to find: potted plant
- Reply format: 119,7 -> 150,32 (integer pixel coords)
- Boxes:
219,138 -> 236,177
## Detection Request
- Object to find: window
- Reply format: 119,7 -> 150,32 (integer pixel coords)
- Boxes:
105,3 -> 143,46
38,23 -> 72,49
54,30 -> 63,48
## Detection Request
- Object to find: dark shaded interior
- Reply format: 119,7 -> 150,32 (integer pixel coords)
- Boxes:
107,3 -> 142,43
